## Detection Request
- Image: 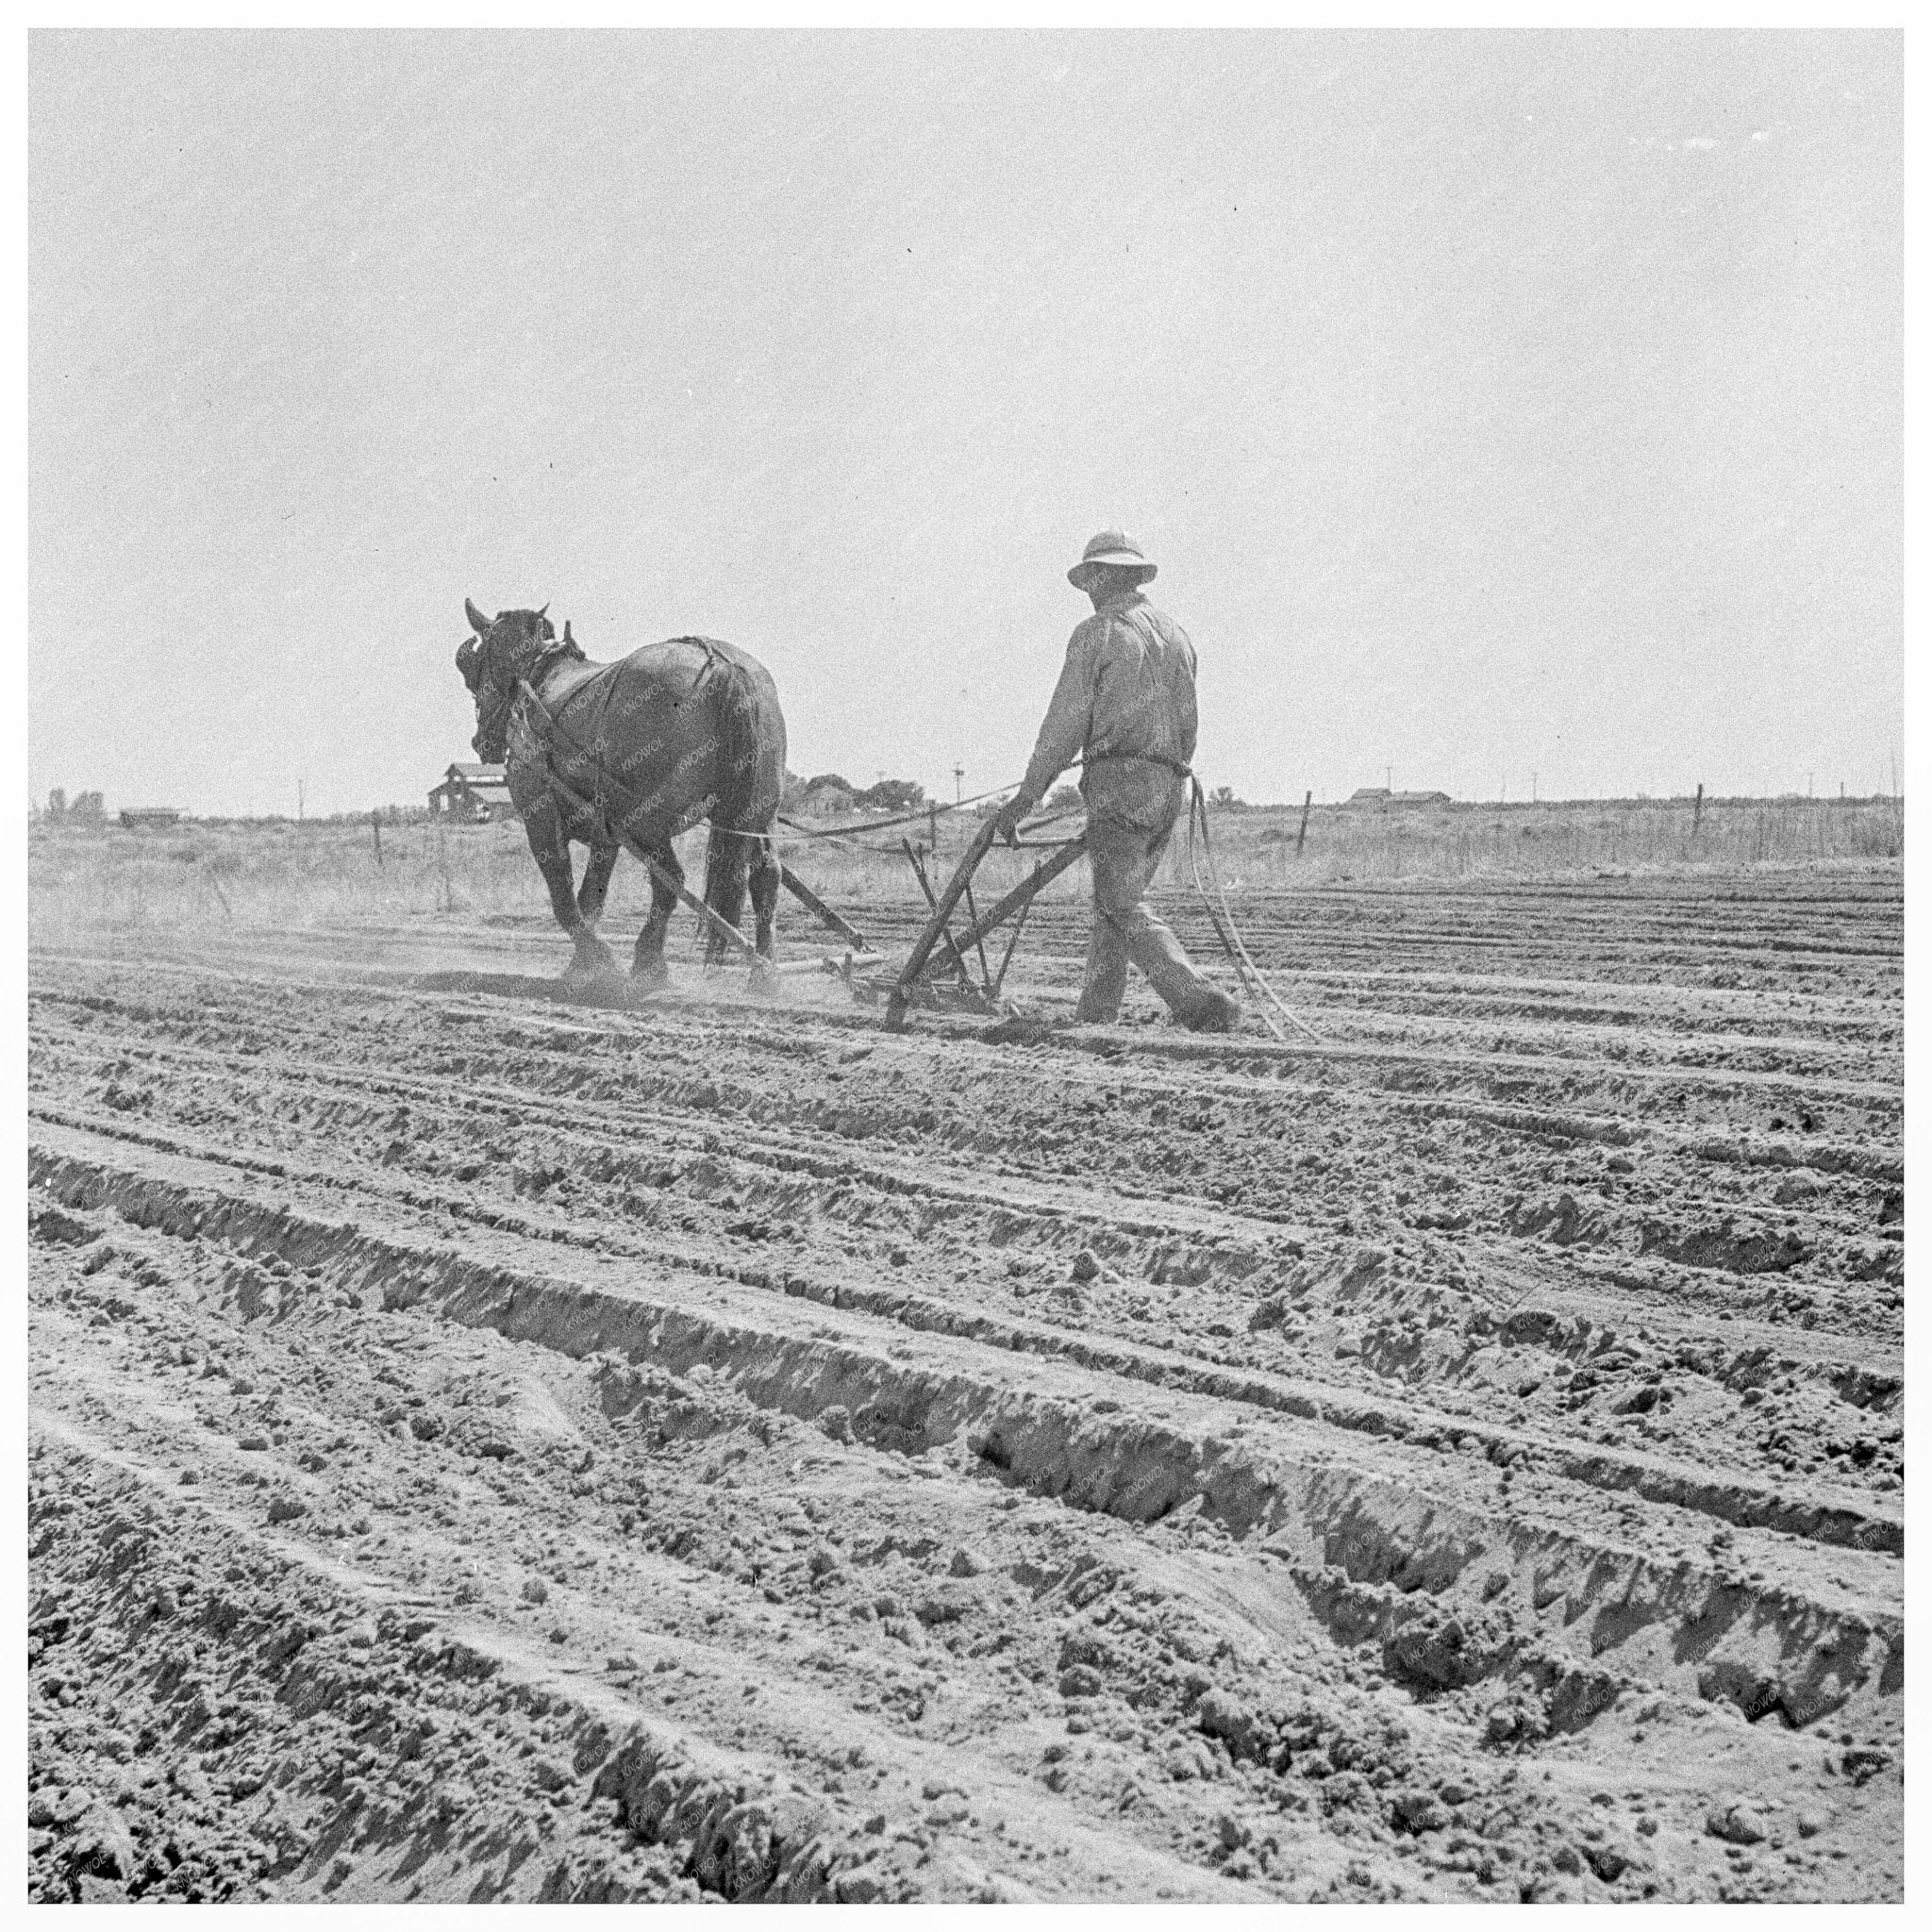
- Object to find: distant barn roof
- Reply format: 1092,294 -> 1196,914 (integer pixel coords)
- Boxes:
428,761 -> 515,819
1345,787 -> 1452,808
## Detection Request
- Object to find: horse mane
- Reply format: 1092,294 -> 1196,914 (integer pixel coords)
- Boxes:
531,631 -> 586,675
503,612 -> 584,684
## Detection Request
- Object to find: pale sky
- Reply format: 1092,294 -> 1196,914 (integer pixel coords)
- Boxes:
29,29 -> 1902,816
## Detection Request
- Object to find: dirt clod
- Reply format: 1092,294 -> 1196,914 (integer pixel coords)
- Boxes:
1707,1803 -> 1769,1846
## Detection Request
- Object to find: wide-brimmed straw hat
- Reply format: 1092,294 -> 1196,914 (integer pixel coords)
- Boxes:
1068,529 -> 1158,590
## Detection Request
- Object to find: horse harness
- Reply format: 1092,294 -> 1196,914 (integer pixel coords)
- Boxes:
513,637 -> 737,850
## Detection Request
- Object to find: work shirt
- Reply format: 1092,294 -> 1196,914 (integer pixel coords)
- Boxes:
1018,591 -> 1198,828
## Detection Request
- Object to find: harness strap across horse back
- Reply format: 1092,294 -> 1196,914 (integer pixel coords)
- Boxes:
514,637 -> 738,850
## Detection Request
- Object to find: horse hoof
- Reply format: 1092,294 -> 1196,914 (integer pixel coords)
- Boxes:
562,952 -> 621,990
749,960 -> 782,997
631,961 -> 671,992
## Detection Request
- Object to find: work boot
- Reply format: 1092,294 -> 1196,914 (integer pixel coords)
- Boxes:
1177,988 -> 1242,1034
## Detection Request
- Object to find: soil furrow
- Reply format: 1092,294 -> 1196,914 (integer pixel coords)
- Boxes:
29,1120 -> 1903,1563
30,1129 -> 1902,1709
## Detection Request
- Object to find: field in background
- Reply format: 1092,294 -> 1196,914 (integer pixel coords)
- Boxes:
27,794 -> 1907,941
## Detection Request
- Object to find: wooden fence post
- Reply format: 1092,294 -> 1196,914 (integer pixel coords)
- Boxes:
371,808 -> 383,867
1692,783 -> 1704,837
1295,790 -> 1312,857
928,801 -> 939,856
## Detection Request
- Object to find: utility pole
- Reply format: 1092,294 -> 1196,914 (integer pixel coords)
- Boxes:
953,763 -> 965,806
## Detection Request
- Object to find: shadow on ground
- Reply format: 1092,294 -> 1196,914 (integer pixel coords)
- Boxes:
412,970 -> 658,1009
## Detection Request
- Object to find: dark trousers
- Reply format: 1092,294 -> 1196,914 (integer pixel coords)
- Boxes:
1075,808 -> 1218,1024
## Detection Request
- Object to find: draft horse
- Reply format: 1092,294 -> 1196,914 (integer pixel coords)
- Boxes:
456,599 -> 787,987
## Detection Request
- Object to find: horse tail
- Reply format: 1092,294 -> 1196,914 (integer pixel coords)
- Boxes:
701,649 -> 782,962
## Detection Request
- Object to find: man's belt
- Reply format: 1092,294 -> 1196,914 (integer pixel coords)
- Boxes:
1084,752 -> 1193,780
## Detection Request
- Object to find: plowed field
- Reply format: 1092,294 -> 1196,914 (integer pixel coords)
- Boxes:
27,866 -> 1903,1902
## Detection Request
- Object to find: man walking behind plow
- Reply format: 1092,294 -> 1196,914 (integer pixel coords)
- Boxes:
994,532 -> 1242,1034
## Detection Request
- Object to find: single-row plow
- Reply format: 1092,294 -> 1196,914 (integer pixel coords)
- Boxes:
679,805 -> 1090,1031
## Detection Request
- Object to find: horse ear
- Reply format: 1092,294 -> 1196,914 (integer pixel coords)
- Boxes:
465,598 -> 491,636
562,620 -> 575,646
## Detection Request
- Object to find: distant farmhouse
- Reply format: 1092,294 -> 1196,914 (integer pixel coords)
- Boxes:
428,762 -> 516,823
1345,788 -> 1453,809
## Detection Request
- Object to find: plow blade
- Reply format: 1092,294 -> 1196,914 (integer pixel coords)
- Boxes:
885,823 -> 1089,1029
